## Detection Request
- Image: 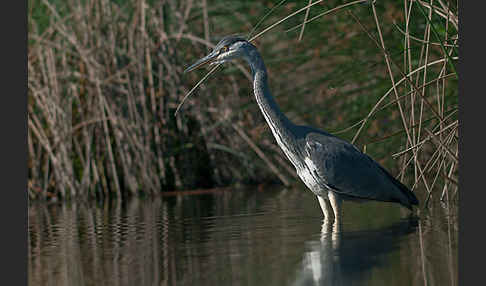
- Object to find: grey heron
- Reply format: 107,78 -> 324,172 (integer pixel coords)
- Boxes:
185,36 -> 418,222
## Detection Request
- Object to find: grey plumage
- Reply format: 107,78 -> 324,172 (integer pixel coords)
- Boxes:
185,36 -> 418,222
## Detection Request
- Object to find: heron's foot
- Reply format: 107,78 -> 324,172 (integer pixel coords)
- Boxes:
333,211 -> 343,224
317,195 -> 332,220
321,218 -> 333,235
333,217 -> 343,233
323,215 -> 332,224
328,191 -> 343,224
321,217 -> 342,241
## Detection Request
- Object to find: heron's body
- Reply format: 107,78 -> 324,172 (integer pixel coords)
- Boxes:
185,36 -> 418,222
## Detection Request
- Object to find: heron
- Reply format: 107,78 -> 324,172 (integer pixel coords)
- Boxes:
185,36 -> 418,223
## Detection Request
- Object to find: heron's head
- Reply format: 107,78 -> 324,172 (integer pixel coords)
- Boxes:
184,36 -> 253,73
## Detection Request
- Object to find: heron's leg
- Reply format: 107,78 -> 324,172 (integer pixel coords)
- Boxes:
328,192 -> 342,224
317,196 -> 331,222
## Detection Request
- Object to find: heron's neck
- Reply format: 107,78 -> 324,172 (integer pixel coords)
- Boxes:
244,49 -> 300,156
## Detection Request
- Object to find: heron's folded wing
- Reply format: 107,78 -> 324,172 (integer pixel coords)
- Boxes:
304,132 -> 404,203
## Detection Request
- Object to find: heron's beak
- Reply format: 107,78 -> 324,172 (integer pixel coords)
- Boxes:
184,52 -> 218,73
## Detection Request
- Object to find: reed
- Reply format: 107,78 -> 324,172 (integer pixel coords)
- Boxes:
28,0 -> 458,205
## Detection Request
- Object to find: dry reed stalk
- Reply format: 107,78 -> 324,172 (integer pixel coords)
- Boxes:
232,123 -> 290,187
284,0 -> 367,34
298,0 -> 313,41
202,0 -> 210,52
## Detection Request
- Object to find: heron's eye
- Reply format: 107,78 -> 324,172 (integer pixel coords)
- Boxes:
220,46 -> 229,53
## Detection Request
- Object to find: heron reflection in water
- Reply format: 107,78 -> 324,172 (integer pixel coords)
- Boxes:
185,36 -> 418,224
292,218 -> 418,285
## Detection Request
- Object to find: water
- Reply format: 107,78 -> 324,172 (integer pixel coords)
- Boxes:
28,186 -> 457,286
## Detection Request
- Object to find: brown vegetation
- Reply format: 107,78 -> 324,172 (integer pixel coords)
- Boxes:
28,0 -> 458,205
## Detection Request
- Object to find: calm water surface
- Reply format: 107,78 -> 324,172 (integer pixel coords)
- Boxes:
28,186 -> 457,286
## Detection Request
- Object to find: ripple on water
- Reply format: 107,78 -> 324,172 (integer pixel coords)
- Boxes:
29,186 -> 457,286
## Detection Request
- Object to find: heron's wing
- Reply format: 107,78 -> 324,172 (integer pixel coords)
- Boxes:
304,132 -> 408,204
